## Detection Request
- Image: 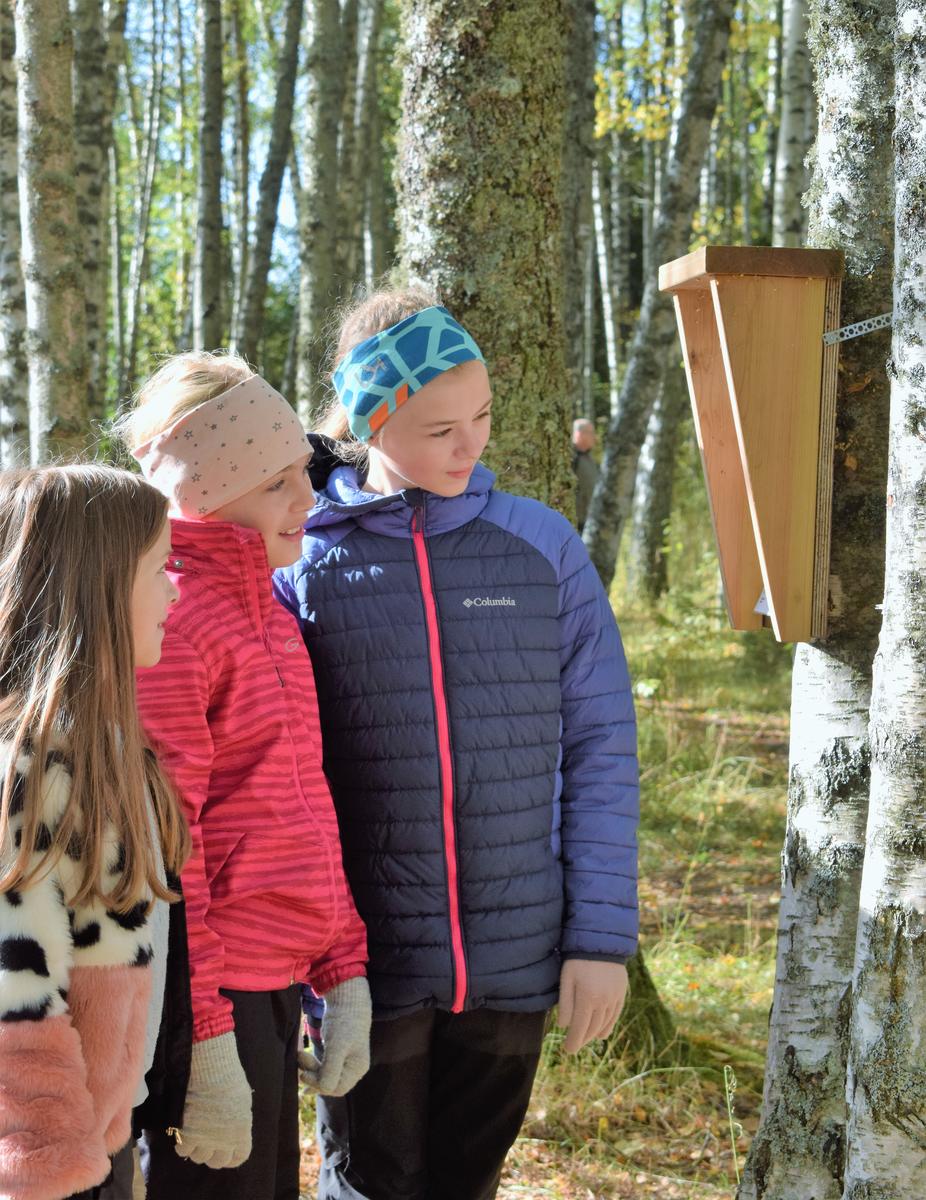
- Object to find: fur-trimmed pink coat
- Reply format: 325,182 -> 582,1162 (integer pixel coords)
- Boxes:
0,745 -> 154,1200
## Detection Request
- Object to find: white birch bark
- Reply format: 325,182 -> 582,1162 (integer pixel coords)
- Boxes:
592,160 -> 620,419
14,0 -> 89,462
71,0 -> 108,410
0,3 -> 27,466
737,1 -> 895,1195
772,0 -> 812,246
761,0 -> 783,241
841,6 -> 926,1194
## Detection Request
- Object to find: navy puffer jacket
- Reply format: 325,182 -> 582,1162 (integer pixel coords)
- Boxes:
275,450 -> 638,1019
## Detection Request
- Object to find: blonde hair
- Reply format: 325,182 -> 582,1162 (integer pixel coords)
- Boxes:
0,465 -> 190,909
316,286 -> 441,455
116,350 -> 253,452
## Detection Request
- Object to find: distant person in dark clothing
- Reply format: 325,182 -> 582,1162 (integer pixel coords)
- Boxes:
572,417 -> 599,533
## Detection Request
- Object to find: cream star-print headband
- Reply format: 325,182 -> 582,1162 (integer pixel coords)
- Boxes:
132,374 -> 308,517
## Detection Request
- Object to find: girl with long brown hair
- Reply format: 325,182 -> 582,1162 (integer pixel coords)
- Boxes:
0,464 -> 189,1200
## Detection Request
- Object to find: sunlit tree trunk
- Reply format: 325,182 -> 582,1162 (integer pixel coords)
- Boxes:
583,0 -> 734,588
841,6 -> 926,1192
0,3 -> 27,465
296,0 -> 342,418
14,0 -> 89,461
72,0 -> 109,413
562,0 -> 595,420
772,0 -> 813,246
120,0 -> 165,400
234,0 -> 303,365
630,366 -> 688,602
193,0 -> 223,349
396,0 -> 573,512
737,2 -> 894,1196
229,0 -> 251,341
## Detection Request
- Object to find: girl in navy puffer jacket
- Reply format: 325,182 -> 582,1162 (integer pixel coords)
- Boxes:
275,289 -> 639,1200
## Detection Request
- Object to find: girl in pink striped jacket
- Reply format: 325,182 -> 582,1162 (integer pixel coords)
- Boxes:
118,352 -> 369,1200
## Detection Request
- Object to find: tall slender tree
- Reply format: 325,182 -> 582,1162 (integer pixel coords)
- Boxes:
193,0 -> 224,349
0,2 -> 27,465
296,0 -> 343,418
583,0 -> 734,588
737,1 -> 895,1195
234,0 -> 304,365
841,5 -> 926,1191
14,0 -> 89,461
72,0 -> 109,410
396,0 -> 573,511
772,0 -> 812,246
562,0 -> 596,418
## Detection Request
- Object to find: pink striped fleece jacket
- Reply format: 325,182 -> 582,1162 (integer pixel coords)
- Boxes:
136,518 -> 367,1044
0,744 -> 154,1200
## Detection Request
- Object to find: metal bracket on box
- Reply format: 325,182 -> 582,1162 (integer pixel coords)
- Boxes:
823,311 -> 894,345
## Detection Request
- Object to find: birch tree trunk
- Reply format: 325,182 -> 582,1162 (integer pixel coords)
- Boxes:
234,0 -> 303,364
737,2 -> 895,1196
71,0 -> 109,412
608,4 -> 630,346
593,159 -> 621,418
630,365 -> 688,602
840,8 -> 926,1193
561,0 -> 595,418
761,0 -> 783,243
772,0 -> 812,246
583,0 -> 734,588
396,0 -> 573,512
172,0 -> 189,347
193,0 -> 223,349
0,3 -> 27,465
229,0 -> 251,340
296,0 -> 342,418
119,0 -> 165,401
14,0 -> 88,462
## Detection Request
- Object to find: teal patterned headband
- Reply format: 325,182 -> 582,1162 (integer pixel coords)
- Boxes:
332,305 -> 485,442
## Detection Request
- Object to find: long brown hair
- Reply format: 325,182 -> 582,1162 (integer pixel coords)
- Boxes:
315,285 -> 440,456
0,464 -> 190,909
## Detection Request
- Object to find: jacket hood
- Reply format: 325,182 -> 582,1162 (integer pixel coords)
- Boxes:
304,433 -> 496,537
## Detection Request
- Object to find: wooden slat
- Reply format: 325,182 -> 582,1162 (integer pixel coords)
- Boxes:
673,291 -> 763,630
811,275 -> 843,639
711,275 -> 828,643
659,245 -> 845,293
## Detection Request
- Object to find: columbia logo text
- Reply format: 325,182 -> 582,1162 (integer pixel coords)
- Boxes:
462,597 -> 517,609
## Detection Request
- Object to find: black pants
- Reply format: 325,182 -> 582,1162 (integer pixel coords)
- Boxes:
317,1007 -> 548,1200
69,1141 -> 135,1200
142,985 -> 302,1200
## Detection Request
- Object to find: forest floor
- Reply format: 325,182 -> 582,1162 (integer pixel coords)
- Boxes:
298,603 -> 793,1199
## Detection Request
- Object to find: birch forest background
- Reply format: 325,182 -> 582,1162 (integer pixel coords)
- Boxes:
3,0 -> 925,1197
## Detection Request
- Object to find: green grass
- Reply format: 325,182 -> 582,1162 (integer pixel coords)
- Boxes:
502,604 -> 792,1197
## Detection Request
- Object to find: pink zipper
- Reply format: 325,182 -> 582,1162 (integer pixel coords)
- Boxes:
411,507 -> 467,1012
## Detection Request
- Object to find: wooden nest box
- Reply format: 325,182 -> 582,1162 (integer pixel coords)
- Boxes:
658,245 -> 845,643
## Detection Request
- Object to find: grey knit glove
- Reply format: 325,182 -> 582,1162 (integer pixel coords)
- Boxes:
298,976 -> 372,1096
176,1032 -> 253,1169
